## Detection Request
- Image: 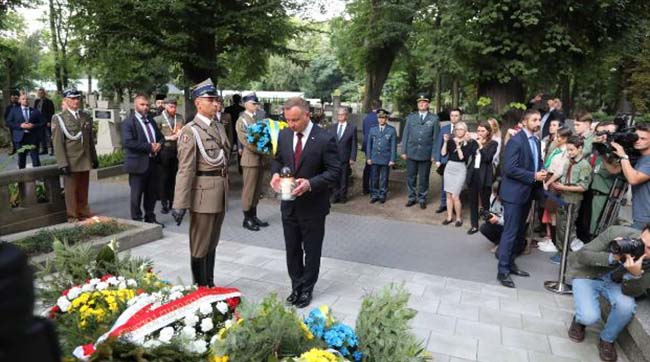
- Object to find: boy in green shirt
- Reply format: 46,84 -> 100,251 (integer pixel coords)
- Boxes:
550,135 -> 593,263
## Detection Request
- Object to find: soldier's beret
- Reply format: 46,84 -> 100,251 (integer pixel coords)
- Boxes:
191,78 -> 218,100
242,93 -> 259,104
63,88 -> 82,98
164,97 -> 177,105
377,109 -> 390,118
416,93 -> 430,102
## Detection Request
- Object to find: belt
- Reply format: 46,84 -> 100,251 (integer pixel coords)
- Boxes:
196,169 -> 226,177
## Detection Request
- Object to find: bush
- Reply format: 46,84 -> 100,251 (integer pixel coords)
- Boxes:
0,127 -> 10,148
97,149 -> 125,168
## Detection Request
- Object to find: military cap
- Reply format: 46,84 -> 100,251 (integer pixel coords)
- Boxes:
191,78 -> 218,99
242,93 -> 259,104
416,93 -> 430,102
155,94 -> 166,101
377,109 -> 390,118
164,97 -> 177,105
63,88 -> 82,98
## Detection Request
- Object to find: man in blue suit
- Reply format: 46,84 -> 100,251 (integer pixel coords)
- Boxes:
6,93 -> 44,169
122,95 -> 164,226
497,109 -> 547,288
434,108 -> 462,213
361,100 -> 381,194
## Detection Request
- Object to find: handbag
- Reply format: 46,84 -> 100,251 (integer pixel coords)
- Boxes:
436,162 -> 446,176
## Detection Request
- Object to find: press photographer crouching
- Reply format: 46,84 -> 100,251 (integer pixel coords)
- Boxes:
566,225 -> 650,361
480,180 -> 504,252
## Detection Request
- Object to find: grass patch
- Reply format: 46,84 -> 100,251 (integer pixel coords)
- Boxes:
97,150 -> 124,168
13,219 -> 131,257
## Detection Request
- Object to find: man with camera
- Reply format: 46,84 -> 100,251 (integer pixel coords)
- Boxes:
610,124 -> 650,230
589,122 -> 622,237
567,224 -> 650,361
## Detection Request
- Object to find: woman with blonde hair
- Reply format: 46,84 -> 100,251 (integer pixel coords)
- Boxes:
487,118 -> 502,168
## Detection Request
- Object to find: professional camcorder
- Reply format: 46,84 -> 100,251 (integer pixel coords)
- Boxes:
593,114 -> 640,162
608,237 -> 646,259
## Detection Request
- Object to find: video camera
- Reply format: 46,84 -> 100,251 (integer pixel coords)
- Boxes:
608,237 -> 646,259
593,114 -> 640,163
481,210 -> 497,222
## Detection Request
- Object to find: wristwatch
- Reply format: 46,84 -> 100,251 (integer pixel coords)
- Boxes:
621,155 -> 630,161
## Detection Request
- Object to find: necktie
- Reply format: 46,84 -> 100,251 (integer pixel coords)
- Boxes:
337,124 -> 343,140
420,114 -> 425,121
143,117 -> 155,143
380,126 -> 384,133
528,136 -> 539,171
566,159 -> 577,184
23,108 -> 29,122
294,132 -> 303,168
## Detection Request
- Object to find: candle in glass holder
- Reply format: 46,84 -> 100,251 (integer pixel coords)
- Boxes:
279,166 -> 296,201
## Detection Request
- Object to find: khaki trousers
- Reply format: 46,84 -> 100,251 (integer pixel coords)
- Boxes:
241,165 -> 264,211
63,171 -> 91,219
189,211 -> 225,257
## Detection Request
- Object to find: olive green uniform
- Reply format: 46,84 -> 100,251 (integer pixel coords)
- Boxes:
590,157 -> 620,234
51,109 -> 98,220
153,111 -> 185,205
235,112 -> 265,212
556,156 -> 592,250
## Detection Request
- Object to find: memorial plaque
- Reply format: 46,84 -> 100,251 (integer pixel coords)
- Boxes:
94,110 -> 112,119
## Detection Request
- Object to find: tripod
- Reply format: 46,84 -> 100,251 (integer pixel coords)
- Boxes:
594,176 -> 629,236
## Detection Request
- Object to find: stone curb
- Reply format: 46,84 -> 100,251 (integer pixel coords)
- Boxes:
90,164 -> 125,181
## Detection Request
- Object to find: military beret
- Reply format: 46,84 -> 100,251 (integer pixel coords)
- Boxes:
63,88 -> 82,98
416,93 -> 430,102
242,93 -> 259,104
377,109 -> 390,118
191,78 -> 218,99
164,97 -> 177,105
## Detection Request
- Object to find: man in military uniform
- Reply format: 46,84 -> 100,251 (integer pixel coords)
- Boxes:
367,109 -> 397,203
401,93 -> 440,209
52,88 -> 99,222
154,97 -> 185,214
171,79 -> 230,287
235,93 -> 269,231
589,122 -> 622,237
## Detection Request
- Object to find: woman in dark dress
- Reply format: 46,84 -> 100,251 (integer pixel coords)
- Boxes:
466,120 -> 499,234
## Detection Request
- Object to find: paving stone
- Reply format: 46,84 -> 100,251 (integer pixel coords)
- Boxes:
500,299 -> 543,317
539,305 -> 574,324
408,295 -> 441,313
460,290 -> 500,310
429,352 -> 451,362
320,269 -> 363,284
378,267 -> 417,282
516,289 -> 559,308
331,297 -> 363,316
480,284 -> 519,299
554,295 -> 575,311
521,315 -> 570,338
454,319 -> 501,344
501,326 -> 551,353
445,277 -> 485,292
477,341 -> 529,362
410,327 -> 432,346
449,358 -> 476,362
427,332 -> 478,360
527,351 -> 579,362
410,311 -> 456,334
548,335 -> 602,361
423,285 -> 463,304
412,272 -> 447,288
479,307 -> 523,329
438,302 -> 480,322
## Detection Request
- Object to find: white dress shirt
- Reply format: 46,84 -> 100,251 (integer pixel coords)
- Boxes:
195,113 -> 212,127
337,121 -> 347,138
293,121 -> 314,152
136,113 -> 155,143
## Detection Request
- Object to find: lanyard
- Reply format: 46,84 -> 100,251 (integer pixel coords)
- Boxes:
162,111 -> 175,131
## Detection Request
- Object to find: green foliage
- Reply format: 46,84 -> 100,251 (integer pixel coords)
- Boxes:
213,295 -> 326,361
356,284 -> 430,362
91,337 -> 206,362
628,38 -> 650,113
97,149 -> 125,168
13,219 -> 129,257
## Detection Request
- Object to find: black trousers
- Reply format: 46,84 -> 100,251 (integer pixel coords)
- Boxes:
128,161 -> 159,221
333,162 -> 350,200
480,222 -> 503,244
468,173 -> 491,228
362,162 -> 371,194
15,133 -> 41,169
282,215 -> 326,293
158,149 -> 178,203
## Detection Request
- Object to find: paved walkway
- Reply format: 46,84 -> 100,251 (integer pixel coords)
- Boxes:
127,232 -> 629,362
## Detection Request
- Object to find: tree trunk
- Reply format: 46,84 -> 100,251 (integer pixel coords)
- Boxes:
558,74 -> 572,117
181,28 -> 217,118
452,78 -> 460,108
362,53 -> 396,113
1,58 -> 13,127
49,0 -> 62,92
434,73 -> 442,113
61,47 -> 69,88
477,78 -> 524,115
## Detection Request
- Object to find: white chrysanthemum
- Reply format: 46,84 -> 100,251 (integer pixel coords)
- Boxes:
210,334 -> 218,346
180,326 -> 196,339
57,296 -> 72,312
199,302 -> 212,315
127,279 -> 137,287
200,318 -> 214,332
106,276 -> 119,286
117,276 -> 125,282
81,283 -> 94,292
171,285 -> 184,293
143,339 -> 162,348
169,291 -> 183,301
188,340 -> 207,354
117,281 -> 127,290
158,327 -> 175,343
89,278 -> 100,286
184,314 -> 199,326
216,301 -> 228,315
96,282 -> 108,291
224,319 -> 233,329
67,287 -> 81,300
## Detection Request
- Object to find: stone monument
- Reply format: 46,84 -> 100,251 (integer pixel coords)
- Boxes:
94,100 -> 123,156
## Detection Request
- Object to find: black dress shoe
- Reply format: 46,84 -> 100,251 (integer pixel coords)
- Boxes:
252,207 -> 269,227
380,198 -> 386,204
405,200 -> 416,207
294,291 -> 312,308
419,202 -> 427,209
435,206 -> 447,213
370,198 -> 378,204
145,219 -> 165,228
286,290 -> 300,305
442,219 -> 453,225
160,200 -> 170,214
510,264 -> 530,277
467,227 -> 479,235
497,273 -> 516,288
243,217 -> 260,231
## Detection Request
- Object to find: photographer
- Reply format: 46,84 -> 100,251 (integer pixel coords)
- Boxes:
590,122 -> 622,237
611,124 -> 650,230
567,224 -> 650,362
479,180 -> 504,252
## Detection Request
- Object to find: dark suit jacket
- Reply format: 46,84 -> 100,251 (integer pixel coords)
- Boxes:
361,111 -> 378,154
468,140 -> 498,188
329,122 -> 357,163
34,98 -> 55,125
271,123 -> 341,219
6,106 -> 44,143
435,123 -> 452,164
499,130 -> 543,204
122,114 -> 163,174
540,109 -> 566,139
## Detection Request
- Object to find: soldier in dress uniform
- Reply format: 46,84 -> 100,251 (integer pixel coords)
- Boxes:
400,93 -> 440,209
235,93 -> 269,231
154,98 -> 185,214
367,109 -> 397,203
52,88 -> 99,222
171,79 -> 230,287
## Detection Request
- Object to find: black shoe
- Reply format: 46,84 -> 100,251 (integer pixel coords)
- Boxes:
145,218 -> 165,228
294,291 -> 312,308
243,211 -> 260,231
252,207 -> 269,227
467,227 -> 479,235
160,200 -> 170,214
286,290 -> 300,305
370,198 -> 379,204
435,206 -> 447,213
419,201 -> 427,209
510,264 -> 530,277
455,220 -> 463,227
406,200 -> 416,207
497,273 -> 515,288
380,198 -> 386,204
442,219 -> 453,225
206,250 -> 216,287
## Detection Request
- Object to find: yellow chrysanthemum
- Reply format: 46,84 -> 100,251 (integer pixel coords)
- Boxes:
299,321 -> 314,340
212,355 -> 229,362
298,348 -> 339,362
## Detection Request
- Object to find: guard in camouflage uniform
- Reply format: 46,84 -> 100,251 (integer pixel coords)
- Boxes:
235,93 -> 269,231
171,79 -> 231,287
153,98 -> 185,214
52,88 -> 98,222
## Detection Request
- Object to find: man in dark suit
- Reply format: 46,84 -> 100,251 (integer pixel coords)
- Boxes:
34,88 -> 55,155
270,97 -> 341,309
6,93 -> 44,169
329,106 -> 357,203
361,100 -> 381,194
122,94 -> 164,226
497,109 -> 547,288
